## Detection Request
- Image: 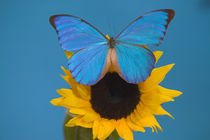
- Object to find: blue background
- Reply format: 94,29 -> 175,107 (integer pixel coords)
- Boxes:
1,0 -> 210,139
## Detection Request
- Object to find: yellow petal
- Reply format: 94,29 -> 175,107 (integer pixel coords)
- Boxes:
116,119 -> 133,140
139,115 -> 162,132
141,90 -> 160,106
93,119 -> 100,139
81,108 -> 100,122
56,88 -> 73,97
50,97 -> 64,106
93,119 -> 115,140
134,102 -> 153,120
98,119 -> 115,140
154,106 -> 174,119
65,51 -> 74,59
69,107 -> 100,122
56,89 -> 90,108
140,89 -> 160,114
60,66 -> 90,100
153,51 -> 163,64
76,85 -> 91,100
50,97 -> 73,109
106,34 -> 110,40
129,108 -> 142,123
158,86 -> 182,104
66,115 -> 93,128
60,66 -> 76,88
127,116 -> 145,132
138,64 -> 175,91
151,117 -> 162,132
69,107 -> 86,115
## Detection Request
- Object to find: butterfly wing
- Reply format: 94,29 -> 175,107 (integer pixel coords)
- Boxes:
115,9 -> 175,47
50,15 -> 109,85
68,45 -> 110,85
114,44 -> 155,83
112,9 -> 174,83
50,15 -> 107,53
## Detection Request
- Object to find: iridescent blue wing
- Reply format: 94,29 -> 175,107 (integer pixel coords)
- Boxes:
68,44 -> 109,85
50,15 -> 107,53
115,9 -> 175,47
115,44 -> 155,83
113,9 -> 174,83
50,15 -> 109,85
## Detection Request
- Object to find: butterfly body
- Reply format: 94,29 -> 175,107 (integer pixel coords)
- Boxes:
108,37 -> 116,48
50,9 -> 175,85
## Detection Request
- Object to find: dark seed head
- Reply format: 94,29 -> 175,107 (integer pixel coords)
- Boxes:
90,72 -> 141,120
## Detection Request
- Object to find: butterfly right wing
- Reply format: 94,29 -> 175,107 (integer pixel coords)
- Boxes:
112,9 -> 174,83
112,43 -> 155,84
115,9 -> 175,47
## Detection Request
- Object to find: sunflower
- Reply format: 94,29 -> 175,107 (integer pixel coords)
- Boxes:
51,51 -> 182,140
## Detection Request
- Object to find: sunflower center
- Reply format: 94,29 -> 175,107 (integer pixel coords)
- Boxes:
90,72 -> 140,120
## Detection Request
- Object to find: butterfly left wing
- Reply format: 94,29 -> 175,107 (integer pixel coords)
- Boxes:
50,15 -> 110,85
68,44 -> 110,85
112,43 -> 155,84
50,15 -> 107,53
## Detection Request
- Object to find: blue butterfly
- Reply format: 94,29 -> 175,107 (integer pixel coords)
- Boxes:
50,9 -> 175,85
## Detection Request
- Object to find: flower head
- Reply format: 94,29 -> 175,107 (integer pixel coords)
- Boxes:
51,51 -> 182,140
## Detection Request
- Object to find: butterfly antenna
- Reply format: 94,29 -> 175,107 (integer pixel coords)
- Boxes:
113,24 -> 117,38
107,24 -> 112,37
108,24 -> 117,38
